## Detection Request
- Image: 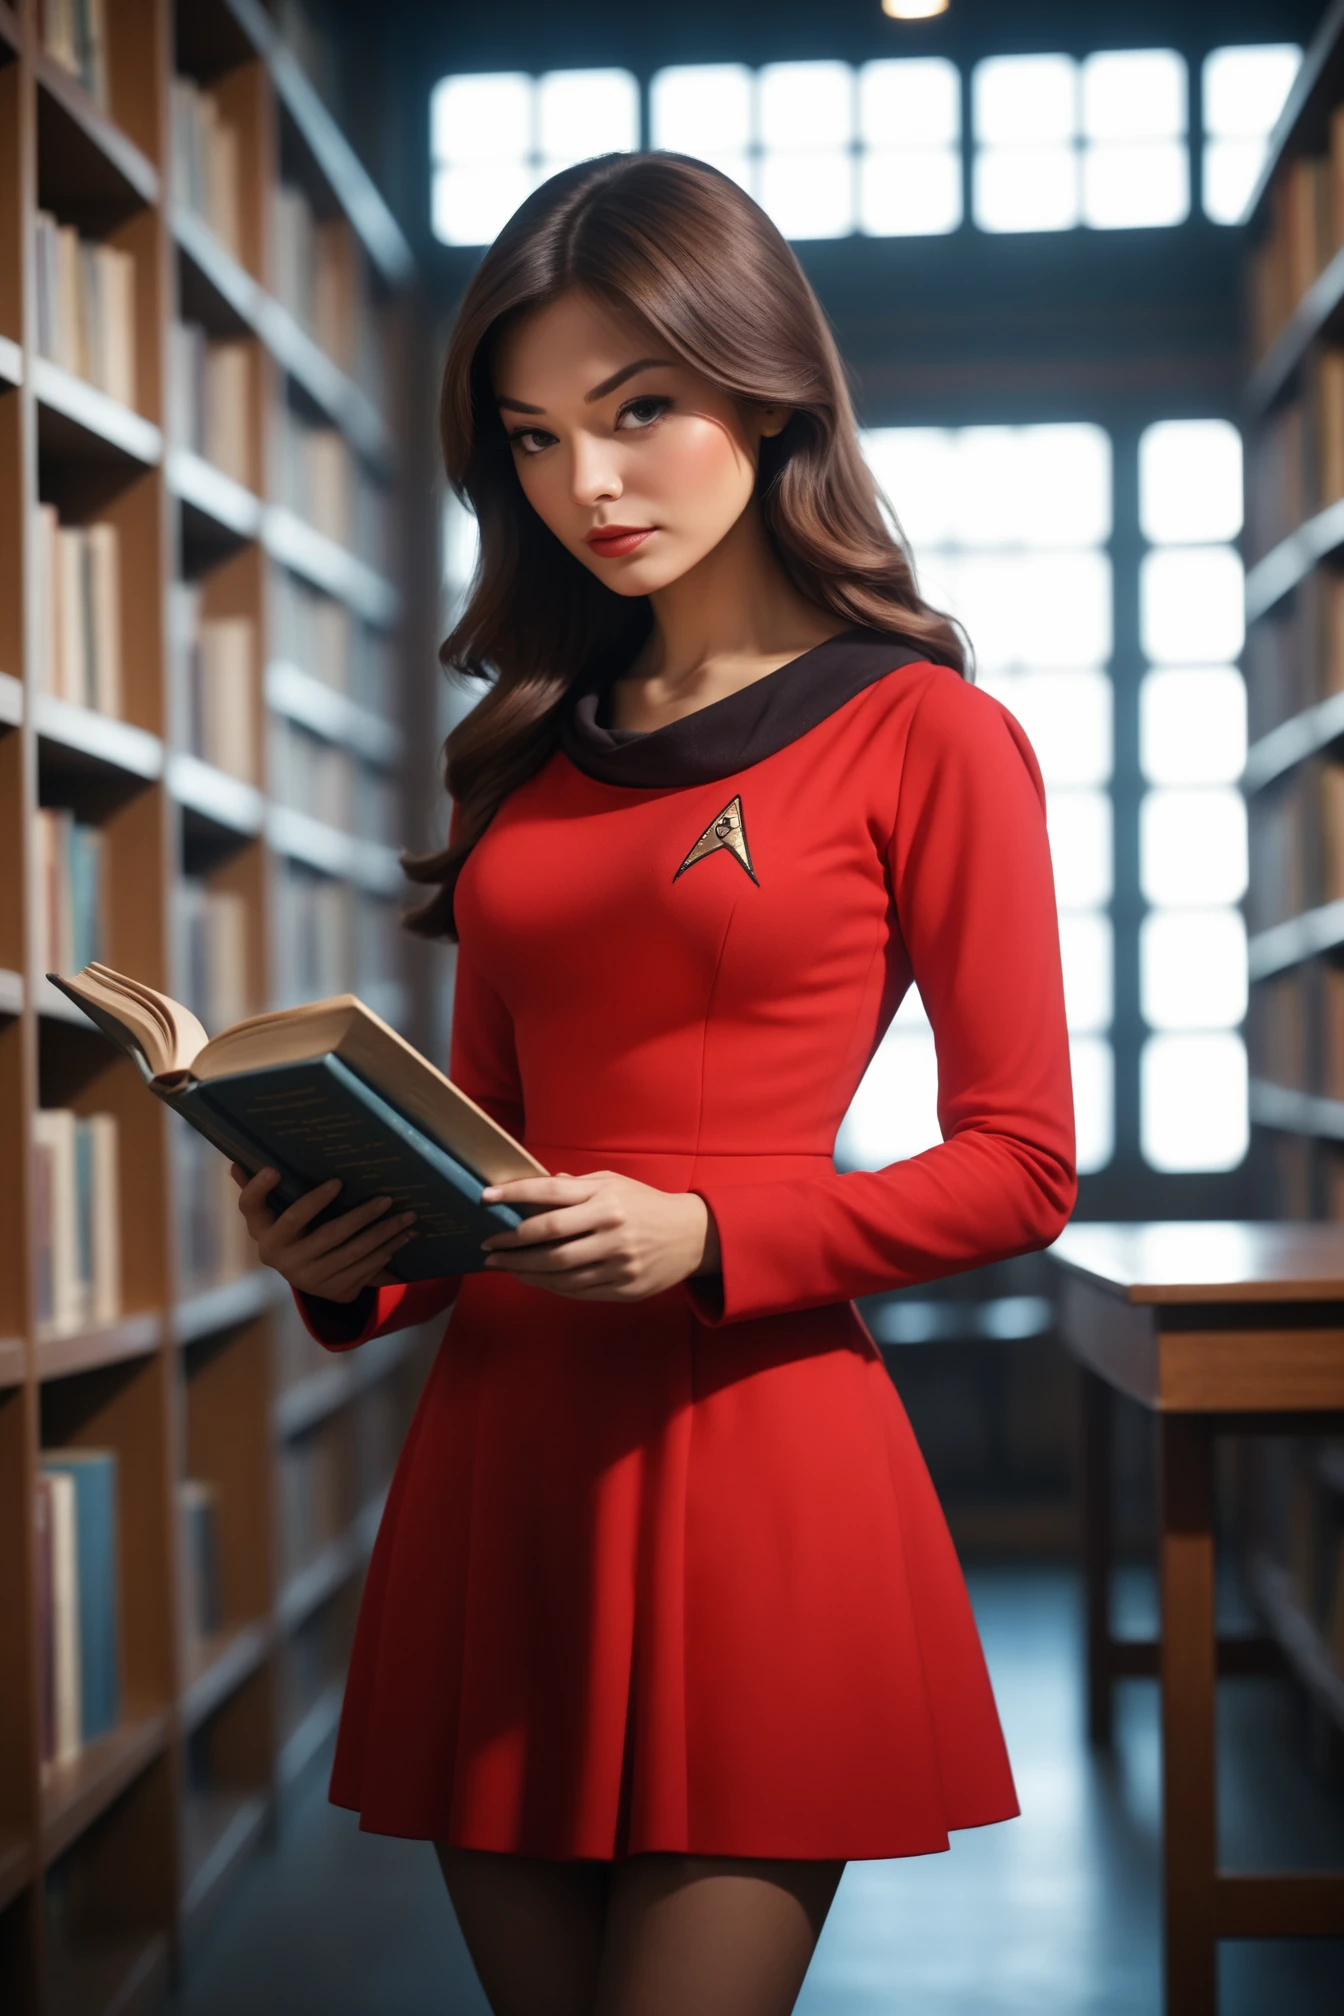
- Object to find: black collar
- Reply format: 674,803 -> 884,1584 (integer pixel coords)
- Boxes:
558,629 -> 934,788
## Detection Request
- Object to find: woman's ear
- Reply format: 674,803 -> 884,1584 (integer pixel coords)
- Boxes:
756,403 -> 792,441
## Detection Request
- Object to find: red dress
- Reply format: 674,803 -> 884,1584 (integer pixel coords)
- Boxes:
296,633 -> 1077,1861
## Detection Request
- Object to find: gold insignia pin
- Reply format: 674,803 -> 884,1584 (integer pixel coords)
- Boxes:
673,794 -> 758,885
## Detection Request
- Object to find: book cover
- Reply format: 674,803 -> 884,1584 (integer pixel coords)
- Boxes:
42,1450 -> 120,1745
33,1109 -> 82,1331
44,1467 -> 82,1768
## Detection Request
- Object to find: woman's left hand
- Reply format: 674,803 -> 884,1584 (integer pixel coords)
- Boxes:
478,1171 -> 721,1302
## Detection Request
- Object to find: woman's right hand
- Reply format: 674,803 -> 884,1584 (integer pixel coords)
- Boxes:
230,1166 -> 417,1303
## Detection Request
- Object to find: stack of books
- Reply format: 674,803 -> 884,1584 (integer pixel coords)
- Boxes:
168,321 -> 253,488
170,76 -> 243,260
35,1449 -> 121,1769
34,211 -> 136,408
32,1110 -> 121,1334
35,810 -> 102,976
169,582 -> 257,780
272,863 -> 352,1006
174,1126 -> 254,1292
39,0 -> 109,108
32,507 -> 122,714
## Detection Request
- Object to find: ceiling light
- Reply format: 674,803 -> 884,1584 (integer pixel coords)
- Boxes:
882,1 -> 950,17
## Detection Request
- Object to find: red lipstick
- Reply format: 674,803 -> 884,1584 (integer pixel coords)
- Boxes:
586,525 -> 654,559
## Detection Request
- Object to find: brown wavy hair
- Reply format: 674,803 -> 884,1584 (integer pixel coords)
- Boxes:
403,151 -> 969,940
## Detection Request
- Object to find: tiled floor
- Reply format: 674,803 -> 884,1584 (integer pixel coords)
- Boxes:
162,1568 -> 1344,2016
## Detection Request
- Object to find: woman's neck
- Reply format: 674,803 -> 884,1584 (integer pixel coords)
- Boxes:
610,504 -> 849,732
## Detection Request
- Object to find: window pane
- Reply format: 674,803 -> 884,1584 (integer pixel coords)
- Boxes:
1141,908 -> 1247,1030
994,669 -> 1113,786
1059,911 -> 1113,1032
974,145 -> 1080,232
1018,551 -> 1112,667
1013,424 -> 1113,546
1140,546 -> 1245,664
442,495 -> 479,598
861,428 -> 957,548
432,161 -> 536,247
431,73 -> 532,163
942,552 -> 1027,670
1083,141 -> 1190,228
860,148 -> 962,235
1140,787 -> 1248,905
1070,1035 -> 1114,1173
1202,45 -> 1302,138
974,56 -> 1077,144
859,58 -> 960,145
537,69 -> 639,167
1140,420 -> 1243,544
1140,667 -> 1246,784
650,64 -> 753,154
836,1029 -> 940,1169
759,62 -> 854,150
1081,50 -> 1186,140
1202,137 -> 1269,225
1141,1032 -> 1248,1170
759,152 -> 855,239
1048,790 -> 1113,907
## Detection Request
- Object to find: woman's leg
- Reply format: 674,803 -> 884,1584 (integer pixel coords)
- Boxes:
592,1854 -> 846,2016
434,1843 -> 609,2016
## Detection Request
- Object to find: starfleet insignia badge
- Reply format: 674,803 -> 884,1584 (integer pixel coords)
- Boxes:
673,794 -> 758,885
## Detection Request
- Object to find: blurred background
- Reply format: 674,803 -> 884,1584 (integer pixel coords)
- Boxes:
2,1 -> 1343,2012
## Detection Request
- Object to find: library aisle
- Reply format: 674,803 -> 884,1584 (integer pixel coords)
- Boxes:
157,1569 -> 1344,2016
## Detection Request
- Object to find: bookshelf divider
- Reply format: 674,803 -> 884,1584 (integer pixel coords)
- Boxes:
0,5 -> 438,2009
1242,4 -> 1344,1754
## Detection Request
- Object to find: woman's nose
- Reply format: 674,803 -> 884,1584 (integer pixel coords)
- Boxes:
569,434 -> 622,508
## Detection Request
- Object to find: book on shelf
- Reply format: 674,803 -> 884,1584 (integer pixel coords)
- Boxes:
32,1108 -> 121,1334
34,210 -> 136,408
1251,112 -> 1344,359
169,582 -> 256,780
276,404 -> 352,547
279,1423 -> 350,1581
33,507 -> 123,714
270,183 -> 353,366
272,567 -> 355,694
49,963 -> 547,1279
176,1125 -> 254,1291
171,77 -> 243,260
176,881 -> 250,1033
269,716 -> 353,826
39,0 -> 109,110
1251,971 -> 1309,1093
34,1477 -> 56,1764
273,863 -> 353,1006
168,322 -> 253,488
179,1479 -> 223,1649
35,809 -> 103,976
39,1449 -> 121,1761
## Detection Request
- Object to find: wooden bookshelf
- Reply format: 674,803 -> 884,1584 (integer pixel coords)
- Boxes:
0,3 -> 440,2009
1241,0 -> 1344,1759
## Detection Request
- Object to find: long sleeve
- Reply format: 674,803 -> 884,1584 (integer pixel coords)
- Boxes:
296,818 -> 527,1352
684,672 -> 1077,1327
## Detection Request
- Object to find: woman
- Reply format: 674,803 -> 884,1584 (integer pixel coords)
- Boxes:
232,153 -> 1076,2016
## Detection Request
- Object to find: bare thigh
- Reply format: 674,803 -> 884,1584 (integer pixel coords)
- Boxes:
593,1853 -> 846,2016
435,1843 -> 609,2016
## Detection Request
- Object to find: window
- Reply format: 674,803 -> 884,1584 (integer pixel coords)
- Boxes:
840,423 -> 1116,1176
1201,44 -> 1303,224
972,50 -> 1188,234
430,69 -> 639,246
1137,420 -> 1248,1171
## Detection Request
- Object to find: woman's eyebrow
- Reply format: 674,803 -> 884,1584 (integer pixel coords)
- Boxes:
495,357 -> 673,416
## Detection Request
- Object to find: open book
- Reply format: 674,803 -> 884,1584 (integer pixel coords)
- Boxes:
49,963 -> 548,1281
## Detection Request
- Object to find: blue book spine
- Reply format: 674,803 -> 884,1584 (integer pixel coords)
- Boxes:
42,1452 -> 119,1742
69,825 -> 102,970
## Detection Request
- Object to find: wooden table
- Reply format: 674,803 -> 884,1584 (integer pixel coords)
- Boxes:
1048,1222 -> 1344,2015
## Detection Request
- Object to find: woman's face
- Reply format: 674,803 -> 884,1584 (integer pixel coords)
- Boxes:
491,290 -> 788,596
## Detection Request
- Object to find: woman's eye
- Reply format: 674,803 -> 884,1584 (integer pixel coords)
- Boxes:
510,429 -> 553,456
618,396 -> 670,432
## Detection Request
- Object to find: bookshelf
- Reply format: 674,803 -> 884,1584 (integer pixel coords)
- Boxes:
1242,0 -> 1344,1759
1,3 -> 439,2009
